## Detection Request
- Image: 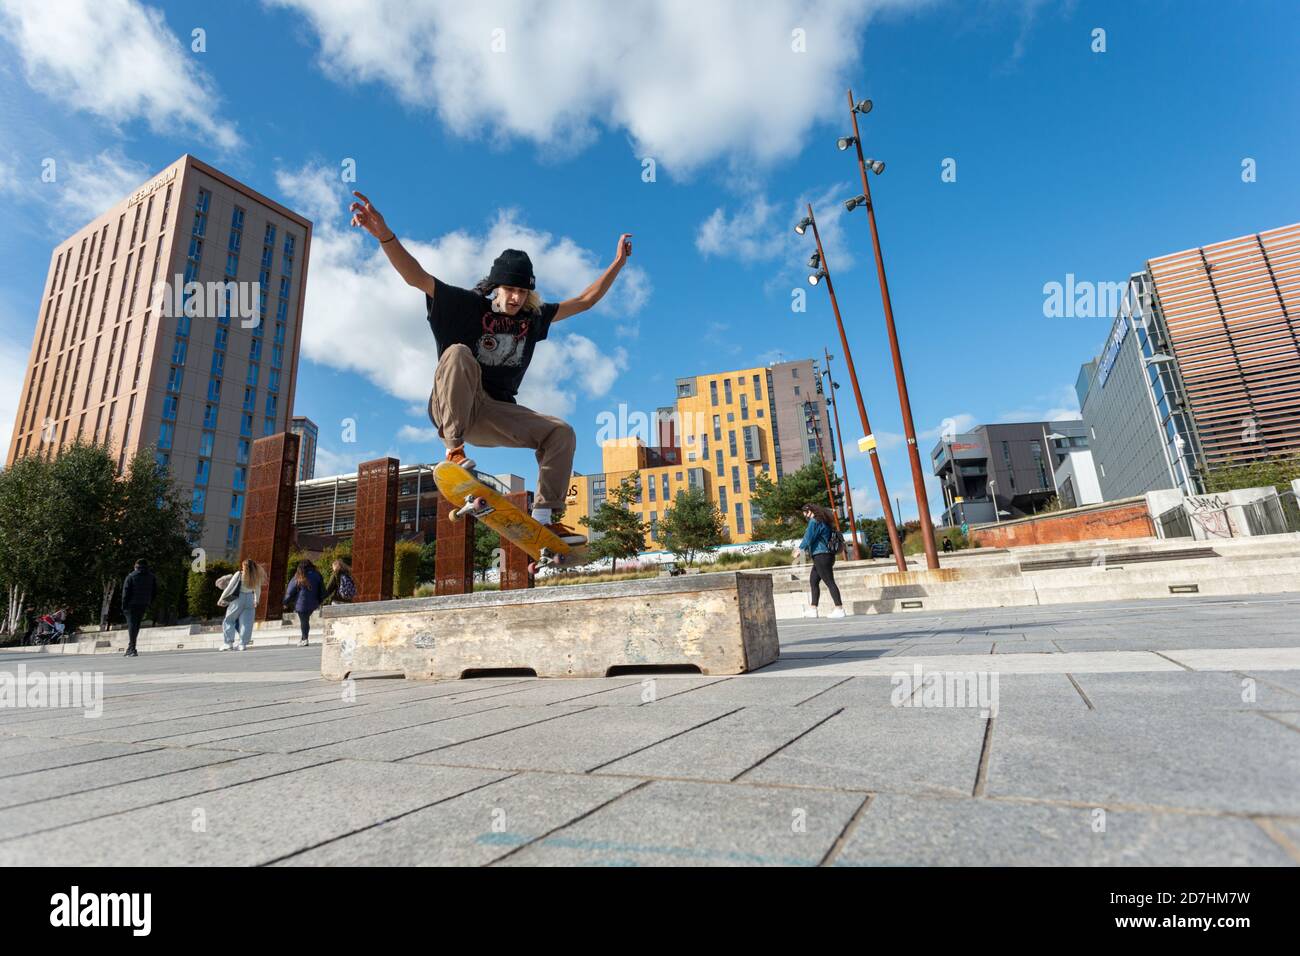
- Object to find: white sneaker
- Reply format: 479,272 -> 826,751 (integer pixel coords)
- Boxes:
218,643 -> 231,651
828,607 -> 847,619
235,643 -> 246,652
802,607 -> 819,619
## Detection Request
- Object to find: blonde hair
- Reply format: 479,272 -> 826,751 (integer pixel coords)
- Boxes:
240,559 -> 264,592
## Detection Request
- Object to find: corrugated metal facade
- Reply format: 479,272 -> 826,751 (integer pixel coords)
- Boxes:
1147,223 -> 1300,469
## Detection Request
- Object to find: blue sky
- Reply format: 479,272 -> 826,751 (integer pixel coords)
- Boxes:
1,0 -> 1296,520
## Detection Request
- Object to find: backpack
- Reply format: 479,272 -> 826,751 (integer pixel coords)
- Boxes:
336,572 -> 357,601
828,528 -> 845,556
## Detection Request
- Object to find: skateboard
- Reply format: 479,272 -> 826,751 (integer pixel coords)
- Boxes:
432,461 -> 583,573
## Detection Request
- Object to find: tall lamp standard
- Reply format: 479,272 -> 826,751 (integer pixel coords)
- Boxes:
804,399 -> 844,544
796,204 -> 906,570
840,90 -> 941,570
822,350 -> 860,559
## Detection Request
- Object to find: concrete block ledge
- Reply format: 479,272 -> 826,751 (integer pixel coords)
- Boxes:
319,571 -> 779,680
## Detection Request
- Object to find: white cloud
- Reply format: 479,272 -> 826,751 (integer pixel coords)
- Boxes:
275,163 -> 640,422
996,385 -> 1082,424
51,150 -> 152,228
919,412 -> 979,442
696,183 -> 857,293
0,0 -> 239,149
264,0 -> 929,173
396,425 -> 440,444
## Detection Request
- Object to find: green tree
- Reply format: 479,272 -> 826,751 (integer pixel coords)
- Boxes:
416,540 -> 437,585
188,559 -> 238,620
659,488 -> 729,565
580,473 -> 647,573
394,540 -> 422,597
473,526 -> 501,581
750,459 -> 841,542
0,455 -> 53,634
1206,455 -> 1300,493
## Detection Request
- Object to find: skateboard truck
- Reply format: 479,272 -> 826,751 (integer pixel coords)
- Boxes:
527,548 -> 564,576
449,494 -> 494,522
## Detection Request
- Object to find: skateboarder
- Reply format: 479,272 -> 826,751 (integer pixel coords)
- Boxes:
350,191 -> 632,544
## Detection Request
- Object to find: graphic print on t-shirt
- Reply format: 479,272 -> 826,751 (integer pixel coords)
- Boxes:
476,313 -> 531,368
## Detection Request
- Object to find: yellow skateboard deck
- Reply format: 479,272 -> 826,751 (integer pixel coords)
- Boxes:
432,461 -> 570,563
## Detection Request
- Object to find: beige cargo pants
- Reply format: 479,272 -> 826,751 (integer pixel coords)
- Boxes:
428,344 -> 577,513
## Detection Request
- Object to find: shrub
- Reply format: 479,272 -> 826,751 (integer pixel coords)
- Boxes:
187,559 -> 238,620
394,540 -> 422,597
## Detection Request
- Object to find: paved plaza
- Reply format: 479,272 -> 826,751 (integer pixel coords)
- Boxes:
1,593 -> 1298,866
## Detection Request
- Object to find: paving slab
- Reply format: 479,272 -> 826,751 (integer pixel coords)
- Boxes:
0,759 -> 508,865
295,705 -> 596,760
739,707 -> 987,795
412,704 -> 739,774
0,753 -> 329,841
497,780 -> 865,866
986,709 -> 1300,815
599,705 -> 840,781
277,772 -> 640,866
0,745 -> 243,809
833,793 -> 1296,866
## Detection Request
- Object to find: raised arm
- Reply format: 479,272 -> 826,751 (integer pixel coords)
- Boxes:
350,191 -> 435,296
554,233 -> 632,322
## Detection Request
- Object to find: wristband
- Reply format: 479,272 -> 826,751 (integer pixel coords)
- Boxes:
380,232 -> 396,244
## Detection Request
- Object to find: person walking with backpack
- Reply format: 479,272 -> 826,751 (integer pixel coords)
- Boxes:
793,503 -> 848,619
121,558 -> 157,658
284,559 -> 326,647
216,559 -> 264,651
322,558 -> 356,605
349,190 -> 633,545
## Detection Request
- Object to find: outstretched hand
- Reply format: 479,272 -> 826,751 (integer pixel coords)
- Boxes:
614,233 -> 632,265
349,191 -> 391,241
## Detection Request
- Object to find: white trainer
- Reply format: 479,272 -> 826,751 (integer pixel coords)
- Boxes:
828,606 -> 847,619
218,643 -> 231,651
802,607 -> 819,619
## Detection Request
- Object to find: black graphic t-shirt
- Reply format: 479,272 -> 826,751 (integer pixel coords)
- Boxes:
425,278 -> 558,403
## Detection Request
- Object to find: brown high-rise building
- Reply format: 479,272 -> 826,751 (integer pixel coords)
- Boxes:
6,154 -> 312,558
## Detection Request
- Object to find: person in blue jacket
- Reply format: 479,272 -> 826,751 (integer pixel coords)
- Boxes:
793,503 -> 846,619
284,559 -> 326,647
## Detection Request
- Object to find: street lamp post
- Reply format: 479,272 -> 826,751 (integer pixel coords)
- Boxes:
823,350 -> 860,559
797,204 -> 906,571
805,400 -> 843,549
988,478 -> 1002,524
1041,426 -> 1066,497
842,89 -> 941,571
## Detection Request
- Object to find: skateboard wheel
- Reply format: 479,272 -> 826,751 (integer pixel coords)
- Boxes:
448,508 -> 461,522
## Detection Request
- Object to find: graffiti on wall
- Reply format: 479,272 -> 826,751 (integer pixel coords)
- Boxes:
1184,494 -> 1232,538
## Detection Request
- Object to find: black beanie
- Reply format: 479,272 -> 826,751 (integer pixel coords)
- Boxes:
486,249 -> 535,290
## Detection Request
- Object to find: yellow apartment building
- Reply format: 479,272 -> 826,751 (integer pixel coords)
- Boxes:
566,359 -> 833,546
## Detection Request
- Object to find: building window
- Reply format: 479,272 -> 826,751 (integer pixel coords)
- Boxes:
713,415 -> 721,441
709,381 -> 718,406
723,379 -> 732,403
661,474 -> 669,500
735,503 -> 745,534
240,413 -> 253,437
648,478 -> 656,502
740,395 -> 749,419
793,386 -> 801,396
729,431 -> 738,456
162,395 -> 178,421
191,489 -> 206,514
732,466 -> 741,494
157,422 -> 173,449
199,431 -> 214,457
753,373 -> 762,399
237,439 -> 250,464
203,404 -> 218,429
226,523 -> 240,551
195,459 -> 209,486
230,494 -> 243,519
719,486 -> 728,512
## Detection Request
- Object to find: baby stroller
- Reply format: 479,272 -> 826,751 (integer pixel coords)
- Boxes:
26,610 -> 71,645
